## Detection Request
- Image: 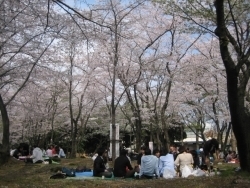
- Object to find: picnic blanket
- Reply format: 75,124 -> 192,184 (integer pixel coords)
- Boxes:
75,171 -> 93,177
67,171 -> 127,180
67,171 -> 101,180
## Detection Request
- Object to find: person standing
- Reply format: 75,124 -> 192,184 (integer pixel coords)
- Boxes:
203,138 -> 219,171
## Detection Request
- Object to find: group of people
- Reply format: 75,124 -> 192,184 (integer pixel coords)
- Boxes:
11,143 -> 66,164
92,138 -> 221,179
92,148 -> 139,178
136,145 -> 193,178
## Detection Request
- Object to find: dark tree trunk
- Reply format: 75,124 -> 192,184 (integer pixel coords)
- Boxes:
222,122 -> 231,151
215,0 -> 250,172
135,118 -> 142,151
0,95 -> 10,165
70,120 -> 77,158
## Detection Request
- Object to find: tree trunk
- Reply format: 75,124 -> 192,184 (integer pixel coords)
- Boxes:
70,121 -> 77,158
164,128 -> 170,152
135,118 -> 142,151
215,0 -> 250,172
222,122 -> 231,151
0,95 -> 10,164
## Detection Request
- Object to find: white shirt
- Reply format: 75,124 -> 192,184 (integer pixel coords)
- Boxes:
30,147 -> 44,163
46,149 -> 53,157
59,148 -> 66,158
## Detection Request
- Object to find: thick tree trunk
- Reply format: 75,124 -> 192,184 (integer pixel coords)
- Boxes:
233,108 -> 250,171
0,95 -> 10,164
215,0 -> 250,172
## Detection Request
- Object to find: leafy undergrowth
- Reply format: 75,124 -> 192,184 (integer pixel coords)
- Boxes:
0,157 -> 249,188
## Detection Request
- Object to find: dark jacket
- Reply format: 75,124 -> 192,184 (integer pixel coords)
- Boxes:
137,153 -> 143,165
169,151 -> 178,161
93,156 -> 106,176
113,155 -> 133,177
204,138 -> 219,156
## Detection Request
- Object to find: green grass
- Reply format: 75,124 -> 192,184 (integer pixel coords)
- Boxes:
0,157 -> 249,188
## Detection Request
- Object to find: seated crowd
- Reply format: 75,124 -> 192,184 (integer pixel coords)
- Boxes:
11,143 -> 66,164
11,138 -> 237,179
93,138 -> 237,179
93,145 -> 200,179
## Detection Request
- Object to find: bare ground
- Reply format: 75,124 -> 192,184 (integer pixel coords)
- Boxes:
0,157 -> 249,188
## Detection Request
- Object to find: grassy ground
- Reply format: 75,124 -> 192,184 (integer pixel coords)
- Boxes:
0,157 -> 249,188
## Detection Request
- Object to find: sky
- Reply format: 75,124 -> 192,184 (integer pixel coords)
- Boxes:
64,0 -> 96,8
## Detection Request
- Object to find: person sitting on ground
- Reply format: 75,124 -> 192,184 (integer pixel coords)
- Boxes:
58,146 -> 66,158
203,138 -> 219,171
10,145 -> 17,157
25,145 -> 44,164
113,149 -> 137,178
219,149 -> 225,160
46,145 -> 53,157
226,151 -> 237,163
137,146 -> 146,166
51,145 -> 58,157
139,148 -> 160,179
13,146 -> 24,159
103,149 -> 112,171
174,146 -> 193,176
93,148 -> 112,178
159,151 -> 175,177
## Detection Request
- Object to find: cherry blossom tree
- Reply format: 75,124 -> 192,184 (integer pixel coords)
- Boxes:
155,0 -> 250,171
0,0 -> 62,163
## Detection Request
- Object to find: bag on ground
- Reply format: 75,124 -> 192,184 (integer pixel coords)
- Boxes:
163,168 -> 176,179
62,167 -> 76,177
191,168 -> 206,177
181,165 -> 193,178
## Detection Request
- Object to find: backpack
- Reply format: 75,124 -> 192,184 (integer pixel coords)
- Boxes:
62,167 -> 76,177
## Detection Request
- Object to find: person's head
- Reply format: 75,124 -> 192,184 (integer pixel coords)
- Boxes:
33,144 -> 38,148
178,146 -> 186,153
140,146 -> 146,154
144,148 -> 151,155
153,149 -> 160,158
169,144 -> 176,153
120,149 -> 128,156
17,146 -> 23,151
97,148 -> 107,157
